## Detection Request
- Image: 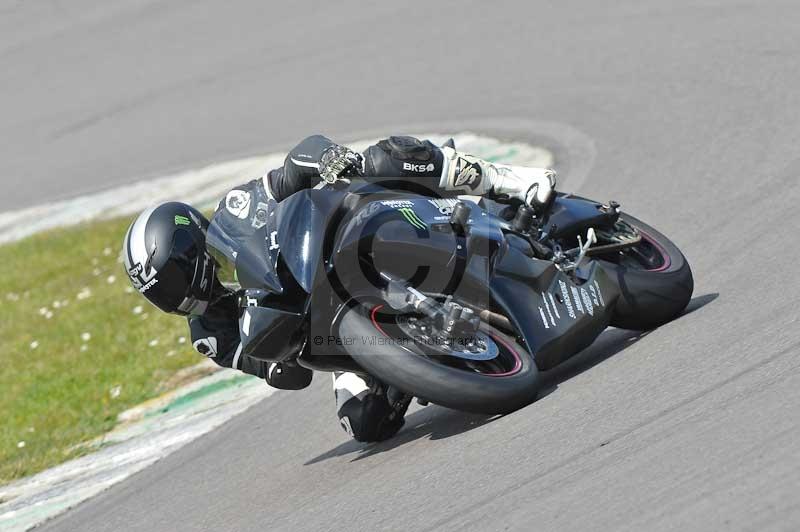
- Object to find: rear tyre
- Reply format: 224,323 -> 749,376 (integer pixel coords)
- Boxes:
598,213 -> 694,330
339,305 -> 540,415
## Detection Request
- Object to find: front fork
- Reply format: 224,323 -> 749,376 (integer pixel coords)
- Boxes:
379,272 -> 482,341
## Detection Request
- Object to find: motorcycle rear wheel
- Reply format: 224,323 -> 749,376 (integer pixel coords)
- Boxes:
598,213 -> 694,330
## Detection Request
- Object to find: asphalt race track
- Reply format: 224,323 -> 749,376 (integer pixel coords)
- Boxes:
3,1 -> 800,530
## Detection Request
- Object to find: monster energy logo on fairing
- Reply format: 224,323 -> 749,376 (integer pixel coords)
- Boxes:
397,208 -> 426,230
174,215 -> 191,226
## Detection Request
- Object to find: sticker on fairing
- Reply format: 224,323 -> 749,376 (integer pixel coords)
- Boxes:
538,307 -> 550,329
580,288 -> 594,316
398,207 -> 426,230
588,284 -> 601,307
380,200 -> 414,208
559,280 -> 577,319
542,294 -> 556,326
547,293 -> 561,319
428,198 -> 459,216
593,281 -> 606,307
571,286 -> 585,314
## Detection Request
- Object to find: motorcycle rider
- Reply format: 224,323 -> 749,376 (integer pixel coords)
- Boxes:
123,135 -> 556,442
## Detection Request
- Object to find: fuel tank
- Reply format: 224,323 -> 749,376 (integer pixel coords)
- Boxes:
332,195 -> 506,304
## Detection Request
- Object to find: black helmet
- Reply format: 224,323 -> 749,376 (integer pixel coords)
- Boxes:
122,202 -> 216,316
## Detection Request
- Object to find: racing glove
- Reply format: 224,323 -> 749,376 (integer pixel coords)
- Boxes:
318,145 -> 364,184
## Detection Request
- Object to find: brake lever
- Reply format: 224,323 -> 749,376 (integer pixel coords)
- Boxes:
570,228 -> 597,271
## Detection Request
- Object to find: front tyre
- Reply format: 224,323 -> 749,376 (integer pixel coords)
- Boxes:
339,305 -> 540,415
598,213 -> 694,330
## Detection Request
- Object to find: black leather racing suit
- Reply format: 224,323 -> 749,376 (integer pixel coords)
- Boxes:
267,134 -> 454,202
190,135 -> 461,442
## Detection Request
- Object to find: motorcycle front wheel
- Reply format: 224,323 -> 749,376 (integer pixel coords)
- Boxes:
339,304 -> 540,414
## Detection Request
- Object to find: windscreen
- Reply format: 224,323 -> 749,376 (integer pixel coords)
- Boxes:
206,212 -> 282,293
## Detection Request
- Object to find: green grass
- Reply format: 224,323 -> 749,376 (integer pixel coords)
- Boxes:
0,217 -> 202,484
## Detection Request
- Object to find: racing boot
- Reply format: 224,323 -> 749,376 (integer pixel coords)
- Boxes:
439,146 -> 557,213
332,372 -> 412,442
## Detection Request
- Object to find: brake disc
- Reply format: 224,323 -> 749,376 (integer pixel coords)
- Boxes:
396,315 -> 499,361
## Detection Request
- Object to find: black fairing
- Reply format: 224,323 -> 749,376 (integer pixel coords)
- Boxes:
491,254 -> 617,370
215,184 -> 627,370
220,189 -> 348,361
206,222 -> 282,293
543,195 -> 618,239
270,189 -> 347,293
239,304 -> 307,360
331,195 -> 505,305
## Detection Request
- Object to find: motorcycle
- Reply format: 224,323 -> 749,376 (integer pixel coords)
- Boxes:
206,170 -> 693,414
